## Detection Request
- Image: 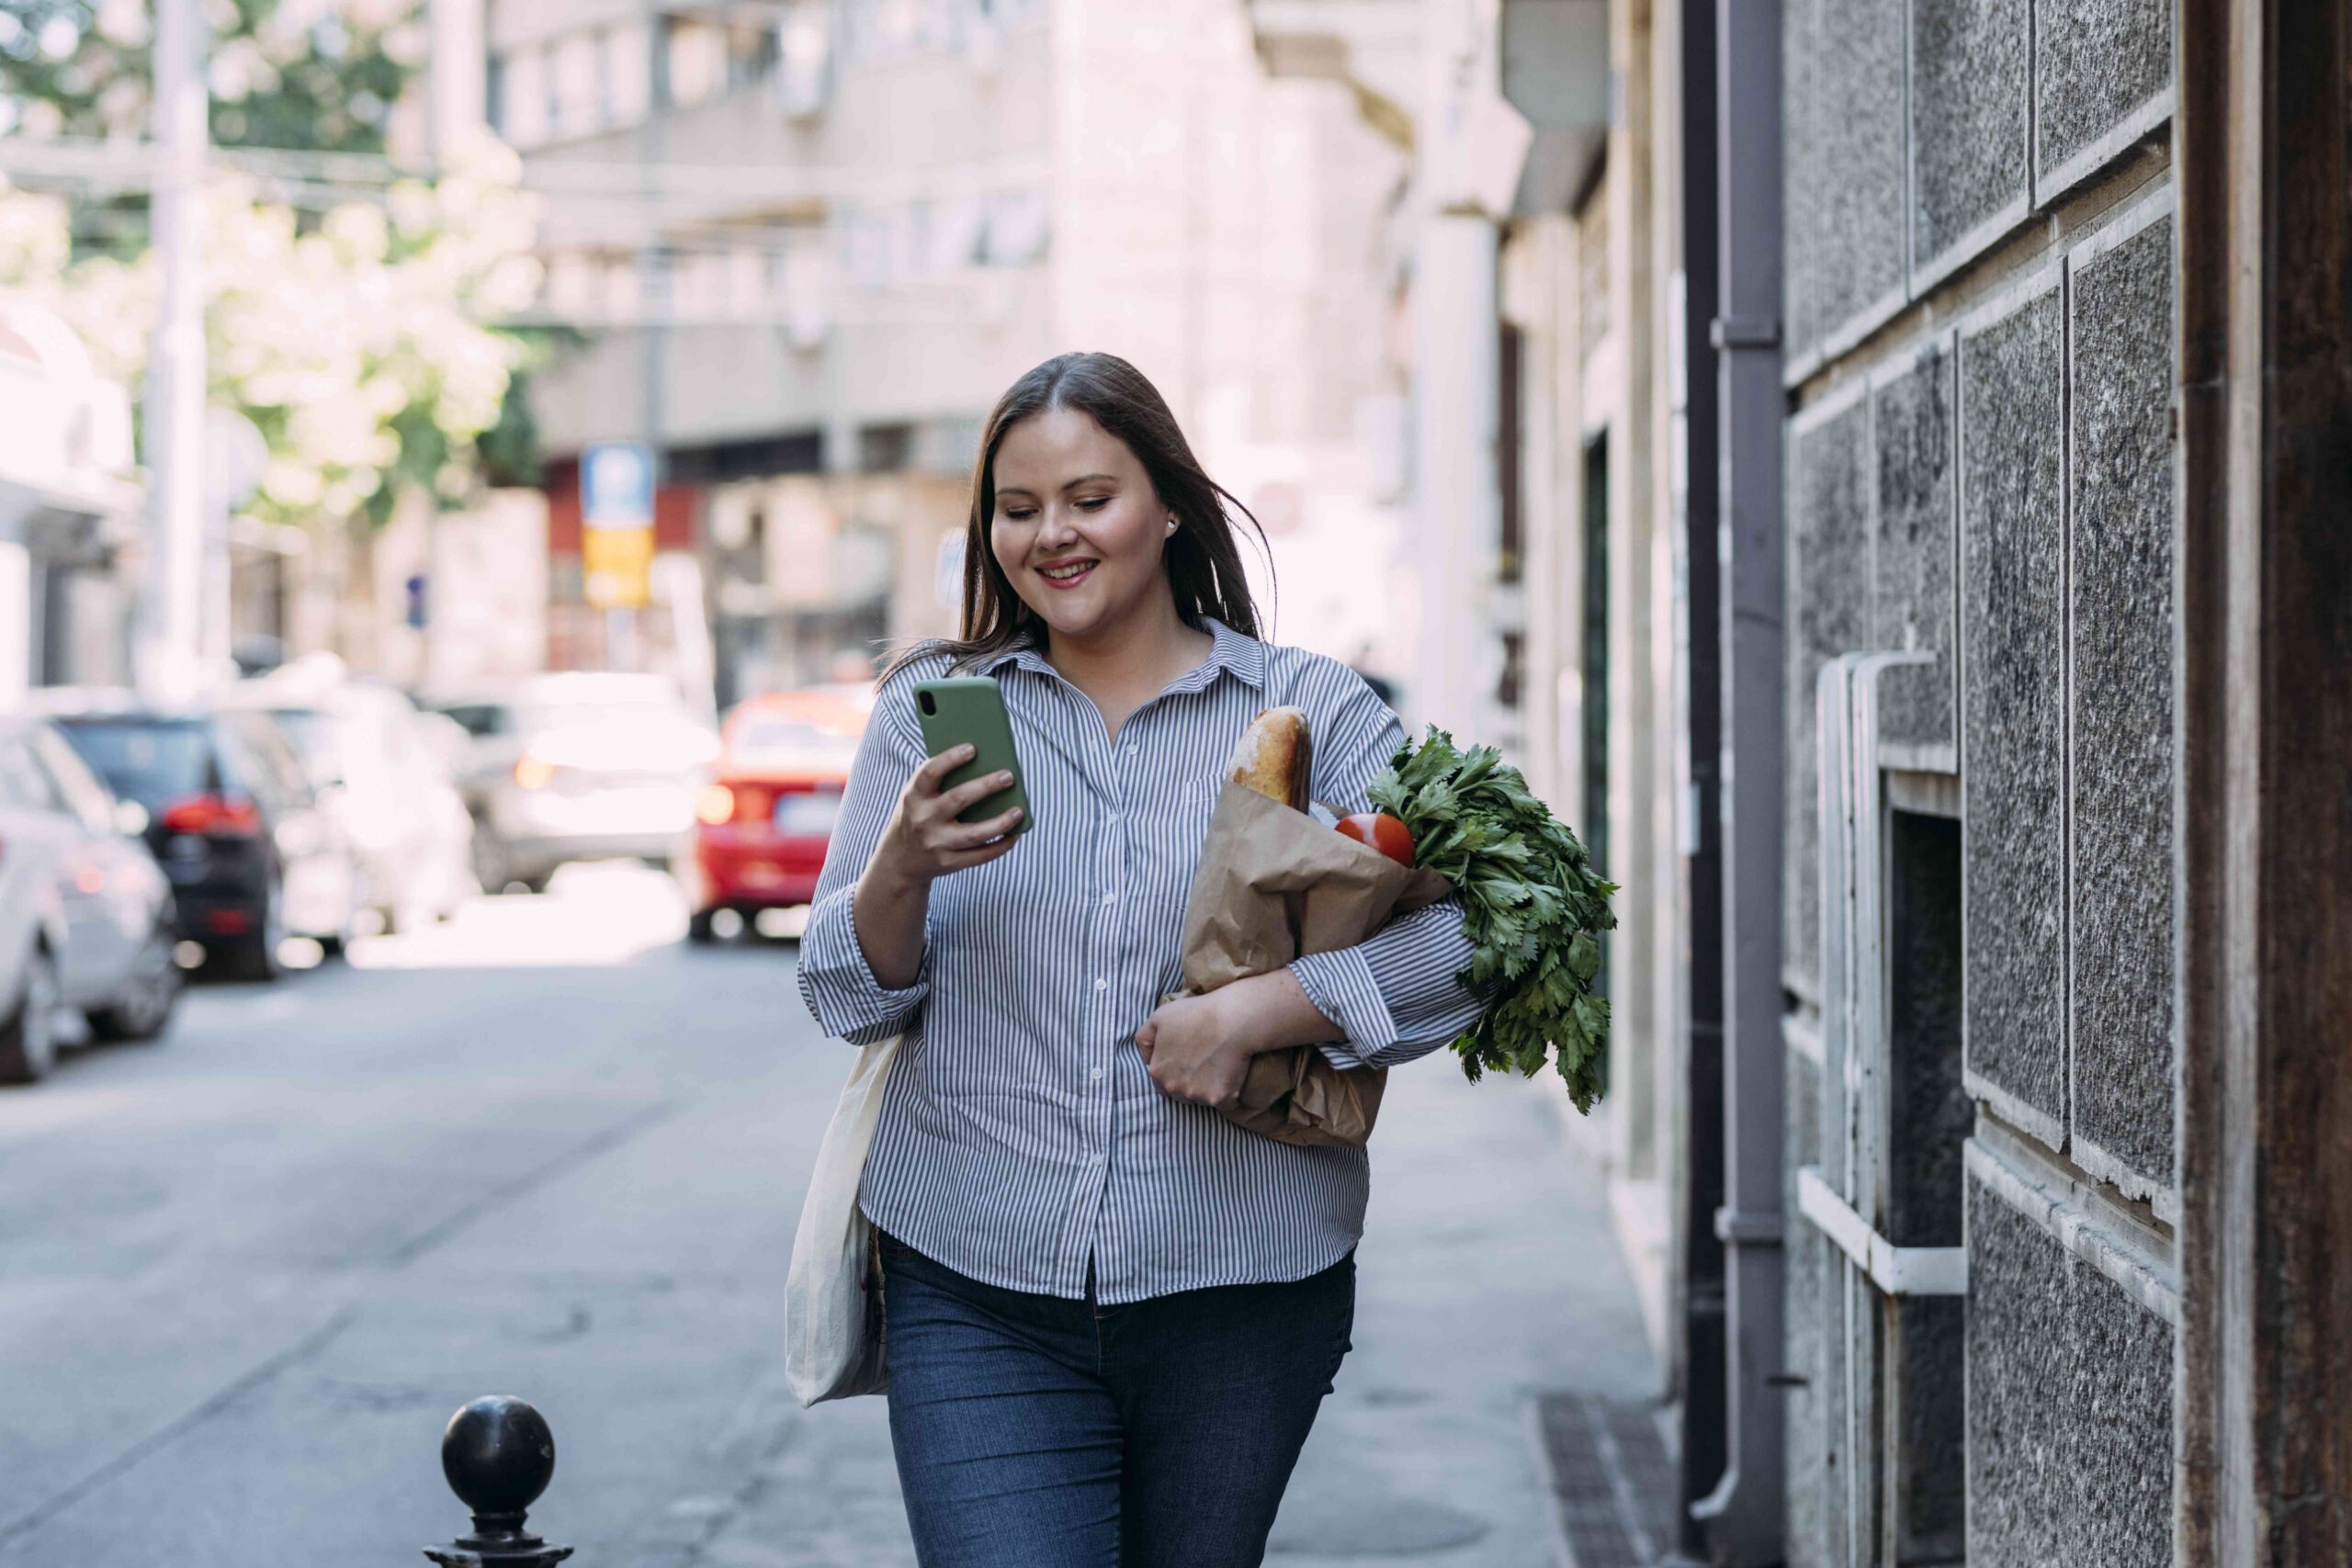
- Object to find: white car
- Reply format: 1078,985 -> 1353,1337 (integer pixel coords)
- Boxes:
220,678 -> 480,934
433,673 -> 719,895
0,719 -> 181,1083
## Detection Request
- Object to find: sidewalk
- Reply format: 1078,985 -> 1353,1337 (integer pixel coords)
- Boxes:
690,1060 -> 1663,1567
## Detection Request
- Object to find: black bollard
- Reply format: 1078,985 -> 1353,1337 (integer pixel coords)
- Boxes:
423,1395 -> 574,1566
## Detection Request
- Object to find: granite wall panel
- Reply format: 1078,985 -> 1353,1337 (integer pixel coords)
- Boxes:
1960,282 -> 2066,1137
1965,1179 -> 2173,1567
2068,210 -> 2176,1196
1872,346 -> 1960,758
2035,0 -> 2171,190
1786,397 -> 1873,991
1784,0 -> 1907,362
1911,0 -> 2031,279
1783,1043 -> 1833,1568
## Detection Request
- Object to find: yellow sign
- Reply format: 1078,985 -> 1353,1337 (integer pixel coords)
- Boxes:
583,525 -> 654,609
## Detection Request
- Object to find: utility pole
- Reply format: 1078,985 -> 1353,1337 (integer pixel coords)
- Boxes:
141,0 -> 208,700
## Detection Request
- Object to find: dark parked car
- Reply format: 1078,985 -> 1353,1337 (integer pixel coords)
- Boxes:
40,695 -> 364,980
0,718 -> 180,1082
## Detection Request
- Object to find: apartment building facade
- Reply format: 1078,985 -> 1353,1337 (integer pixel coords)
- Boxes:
457,0 -> 1415,699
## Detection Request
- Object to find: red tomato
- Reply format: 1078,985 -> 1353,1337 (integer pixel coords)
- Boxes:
1336,812 -> 1415,866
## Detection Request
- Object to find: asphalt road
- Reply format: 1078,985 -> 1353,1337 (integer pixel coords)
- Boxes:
0,863 -> 1655,1567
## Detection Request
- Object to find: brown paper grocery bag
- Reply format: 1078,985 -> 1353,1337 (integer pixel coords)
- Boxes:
1173,782 -> 1453,1147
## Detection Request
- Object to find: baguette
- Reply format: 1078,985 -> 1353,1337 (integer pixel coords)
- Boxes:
1227,706 -> 1313,812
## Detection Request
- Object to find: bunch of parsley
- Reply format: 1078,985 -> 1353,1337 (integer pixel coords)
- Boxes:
1367,728 -> 1618,1112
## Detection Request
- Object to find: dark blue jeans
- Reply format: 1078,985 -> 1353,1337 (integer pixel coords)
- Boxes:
877,1233 -> 1355,1568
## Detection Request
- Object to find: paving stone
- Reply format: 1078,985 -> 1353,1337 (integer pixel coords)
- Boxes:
1911,0 -> 2031,276
2068,212 -> 2176,1193
2036,0 -> 2171,187
1873,347 -> 1960,757
1960,282 -> 2066,1134
1965,1177 -> 2173,1568
1783,0 -> 1906,360
1785,397 -> 1873,992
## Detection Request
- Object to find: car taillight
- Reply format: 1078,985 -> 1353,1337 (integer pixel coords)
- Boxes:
733,785 -> 774,825
695,784 -> 735,826
514,755 -> 558,790
162,795 -> 262,837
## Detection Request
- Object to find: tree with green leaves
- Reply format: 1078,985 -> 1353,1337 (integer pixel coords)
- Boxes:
0,0 -> 421,155
0,147 -> 544,530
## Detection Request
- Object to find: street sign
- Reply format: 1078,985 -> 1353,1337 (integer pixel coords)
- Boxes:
582,443 -> 655,609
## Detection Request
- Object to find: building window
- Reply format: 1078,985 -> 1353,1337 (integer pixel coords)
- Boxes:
484,51 -> 505,136
1498,321 -> 1524,584
1581,433 -> 1611,899
1882,807 -> 1967,1561
858,423 -> 915,473
605,22 -> 652,128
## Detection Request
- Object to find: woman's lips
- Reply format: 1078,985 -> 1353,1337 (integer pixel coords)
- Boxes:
1035,560 -> 1098,590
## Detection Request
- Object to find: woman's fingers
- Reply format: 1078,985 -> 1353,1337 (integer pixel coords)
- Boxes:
910,744 -> 976,794
935,825 -> 1023,871
936,770 -> 1016,818
945,805 -> 1023,846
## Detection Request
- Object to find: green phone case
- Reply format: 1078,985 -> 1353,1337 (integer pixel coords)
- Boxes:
912,676 -> 1035,835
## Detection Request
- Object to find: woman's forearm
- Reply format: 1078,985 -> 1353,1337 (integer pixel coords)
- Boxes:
1219,968 -> 1345,1054
853,863 -> 932,991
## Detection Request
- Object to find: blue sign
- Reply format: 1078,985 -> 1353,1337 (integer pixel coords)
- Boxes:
403,572 -> 428,629
582,443 -> 655,530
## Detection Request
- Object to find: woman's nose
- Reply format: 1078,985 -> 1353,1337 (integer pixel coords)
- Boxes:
1033,505 -> 1080,548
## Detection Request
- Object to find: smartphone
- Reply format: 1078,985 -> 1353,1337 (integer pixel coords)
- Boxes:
912,676 -> 1034,835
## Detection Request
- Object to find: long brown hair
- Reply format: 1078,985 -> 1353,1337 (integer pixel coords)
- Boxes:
880,353 -> 1272,682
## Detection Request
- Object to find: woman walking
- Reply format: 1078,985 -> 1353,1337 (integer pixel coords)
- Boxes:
797,352 -> 1482,1567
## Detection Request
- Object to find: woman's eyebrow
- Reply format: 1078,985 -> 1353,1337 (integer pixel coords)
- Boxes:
995,473 -> 1119,501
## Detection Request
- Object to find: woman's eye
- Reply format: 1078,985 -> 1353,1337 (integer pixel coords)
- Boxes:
1003,508 -> 1036,522
1076,497 -> 1110,511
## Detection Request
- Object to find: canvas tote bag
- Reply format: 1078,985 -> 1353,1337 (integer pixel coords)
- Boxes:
783,1031 -> 901,1405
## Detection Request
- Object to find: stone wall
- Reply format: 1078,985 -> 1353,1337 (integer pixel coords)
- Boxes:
1779,0 -> 2178,1555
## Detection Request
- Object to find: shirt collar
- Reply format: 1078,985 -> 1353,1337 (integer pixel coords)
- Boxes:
978,615 -> 1268,694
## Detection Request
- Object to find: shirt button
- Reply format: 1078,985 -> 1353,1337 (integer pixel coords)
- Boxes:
1125,742 -> 1139,756
1094,976 -> 1108,991
1102,890 -> 1116,906
1091,1066 -> 1104,1081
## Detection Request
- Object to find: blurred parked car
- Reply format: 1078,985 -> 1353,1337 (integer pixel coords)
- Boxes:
0,718 -> 181,1082
677,686 -> 871,943
39,693 -> 365,978
431,673 -> 718,894
218,678 -> 478,934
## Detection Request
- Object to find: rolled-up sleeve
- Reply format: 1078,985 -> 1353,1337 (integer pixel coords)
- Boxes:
1286,676 -> 1483,1070
797,663 -> 937,1045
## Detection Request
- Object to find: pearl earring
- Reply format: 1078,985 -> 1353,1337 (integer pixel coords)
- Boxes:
1165,518 -> 1179,535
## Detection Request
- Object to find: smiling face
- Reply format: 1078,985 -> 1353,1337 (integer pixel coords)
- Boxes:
989,404 -> 1177,646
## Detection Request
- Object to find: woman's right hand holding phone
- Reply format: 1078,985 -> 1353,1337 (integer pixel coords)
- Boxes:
872,744 -> 1026,886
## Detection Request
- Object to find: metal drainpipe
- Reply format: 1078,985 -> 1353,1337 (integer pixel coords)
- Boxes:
1673,0 -> 1728,1554
1688,0 -> 1786,1560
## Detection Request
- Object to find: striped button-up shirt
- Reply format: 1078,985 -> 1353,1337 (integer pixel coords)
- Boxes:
796,616 -> 1482,1304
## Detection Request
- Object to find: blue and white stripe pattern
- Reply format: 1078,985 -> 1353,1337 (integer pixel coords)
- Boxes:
797,617 -> 1482,1304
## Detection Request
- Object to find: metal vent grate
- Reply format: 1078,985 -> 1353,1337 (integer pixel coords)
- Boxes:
1532,1393 -> 1686,1568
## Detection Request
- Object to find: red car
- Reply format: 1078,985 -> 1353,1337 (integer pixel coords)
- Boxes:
679,687 -> 871,943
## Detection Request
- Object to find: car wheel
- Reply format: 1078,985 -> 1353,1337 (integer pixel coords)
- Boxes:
686,908 -> 719,944
0,947 -> 62,1085
471,828 -> 512,896
88,931 -> 181,1043
218,892 -> 284,983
